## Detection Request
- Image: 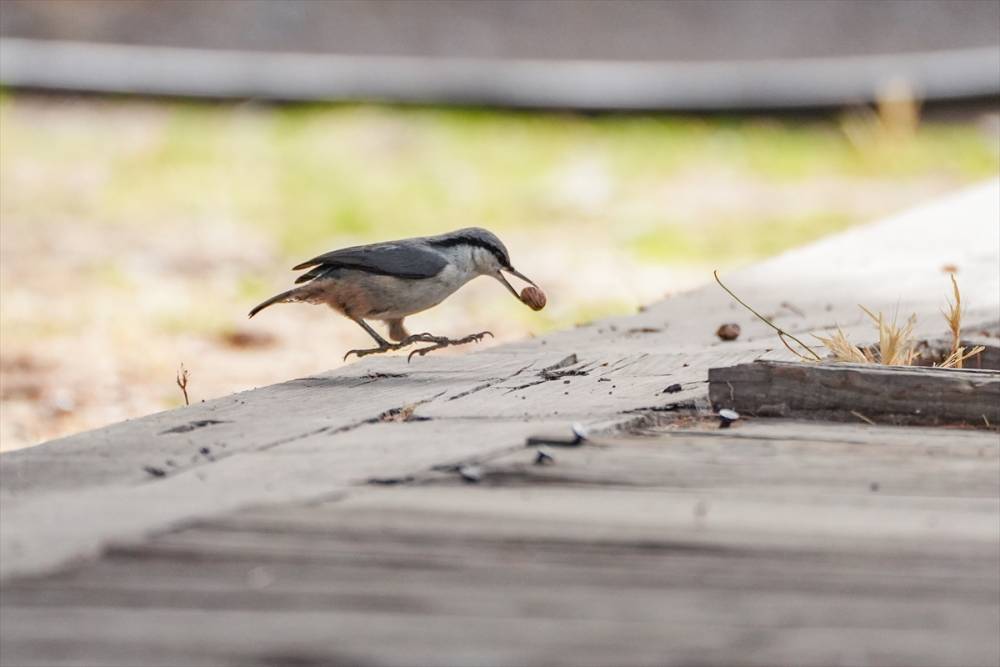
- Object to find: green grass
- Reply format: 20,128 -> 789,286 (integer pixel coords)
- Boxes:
628,213 -> 858,264
1,98 -> 997,264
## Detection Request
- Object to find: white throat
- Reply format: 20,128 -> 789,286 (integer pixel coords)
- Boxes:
439,244 -> 492,278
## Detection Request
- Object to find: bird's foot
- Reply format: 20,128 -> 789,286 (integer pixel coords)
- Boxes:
341,334 -> 434,360
406,331 -> 493,362
343,331 -> 492,361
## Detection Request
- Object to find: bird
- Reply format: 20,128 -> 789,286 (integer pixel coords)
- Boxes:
248,227 -> 540,360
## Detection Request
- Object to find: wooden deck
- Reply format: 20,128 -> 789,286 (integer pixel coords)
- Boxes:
2,181 -> 999,666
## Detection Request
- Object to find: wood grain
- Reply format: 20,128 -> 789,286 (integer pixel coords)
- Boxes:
709,360 -> 1000,427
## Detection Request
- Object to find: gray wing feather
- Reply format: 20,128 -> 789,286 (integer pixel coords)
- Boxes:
293,242 -> 447,283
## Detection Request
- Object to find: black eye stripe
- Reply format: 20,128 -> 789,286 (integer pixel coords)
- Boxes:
430,236 -> 509,266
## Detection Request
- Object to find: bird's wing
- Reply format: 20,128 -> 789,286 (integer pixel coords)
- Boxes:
292,242 -> 448,283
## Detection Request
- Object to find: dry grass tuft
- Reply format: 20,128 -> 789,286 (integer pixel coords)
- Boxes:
943,273 -> 963,358
936,273 -> 985,369
814,307 -> 919,366
812,327 -> 871,364
861,306 -> 920,366
937,345 -> 986,369
718,271 -> 984,369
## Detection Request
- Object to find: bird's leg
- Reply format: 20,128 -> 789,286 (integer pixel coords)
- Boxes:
406,331 -> 493,362
386,318 -> 410,343
343,319 -> 457,360
344,319 -> 397,360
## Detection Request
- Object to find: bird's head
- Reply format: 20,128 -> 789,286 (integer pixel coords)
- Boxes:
431,227 -> 537,299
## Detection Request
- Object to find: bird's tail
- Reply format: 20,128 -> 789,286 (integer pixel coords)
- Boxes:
248,288 -> 300,319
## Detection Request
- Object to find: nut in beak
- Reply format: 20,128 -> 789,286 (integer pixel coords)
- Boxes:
520,285 -> 547,311
497,266 -> 542,308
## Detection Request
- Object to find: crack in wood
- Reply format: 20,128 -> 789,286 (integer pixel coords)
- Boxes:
142,389 -> 456,482
503,378 -> 551,392
598,354 -> 650,377
540,367 -> 590,380
159,420 -> 229,435
613,399 -> 713,435
363,372 -> 410,380
501,356 -> 597,393
446,382 -> 493,401
447,362 -> 537,401
327,392 -> 447,435
622,401 -> 699,415
366,475 -> 416,486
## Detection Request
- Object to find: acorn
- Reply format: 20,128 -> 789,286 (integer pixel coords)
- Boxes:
520,286 -> 547,311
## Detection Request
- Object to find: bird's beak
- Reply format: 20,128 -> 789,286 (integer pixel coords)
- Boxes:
498,267 -> 536,299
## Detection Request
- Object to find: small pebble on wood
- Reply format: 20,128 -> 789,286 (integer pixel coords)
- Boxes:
458,465 -> 482,483
716,323 -> 741,341
718,409 -> 740,428
534,449 -> 555,465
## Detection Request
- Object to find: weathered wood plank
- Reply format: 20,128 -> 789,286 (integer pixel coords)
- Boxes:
0,351 -> 555,497
2,479 -> 997,667
0,418 -> 569,580
709,361 -> 1000,427
3,424 -> 998,667
9,543 -> 995,602
452,425 -> 1000,497
4,603 -> 994,667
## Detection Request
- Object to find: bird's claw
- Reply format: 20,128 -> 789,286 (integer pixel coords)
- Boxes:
343,346 -> 391,361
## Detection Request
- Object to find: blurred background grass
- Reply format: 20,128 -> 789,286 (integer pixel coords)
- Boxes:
1,93 -> 998,450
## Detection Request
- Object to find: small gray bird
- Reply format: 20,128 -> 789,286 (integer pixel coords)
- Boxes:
248,227 -> 539,360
